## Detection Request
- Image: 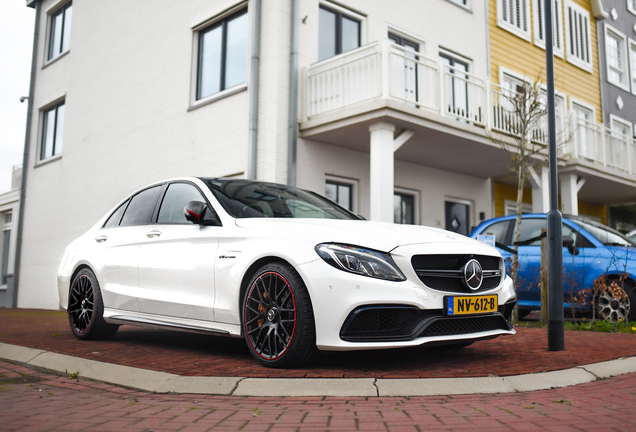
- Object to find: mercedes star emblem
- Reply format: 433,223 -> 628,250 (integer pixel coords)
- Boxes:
463,259 -> 483,290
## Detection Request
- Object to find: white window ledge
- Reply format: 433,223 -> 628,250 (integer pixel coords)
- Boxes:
188,84 -> 247,112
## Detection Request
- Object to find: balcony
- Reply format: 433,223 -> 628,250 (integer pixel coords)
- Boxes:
301,40 -> 636,190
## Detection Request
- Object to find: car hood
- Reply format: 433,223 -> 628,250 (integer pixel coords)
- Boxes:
234,218 -> 484,252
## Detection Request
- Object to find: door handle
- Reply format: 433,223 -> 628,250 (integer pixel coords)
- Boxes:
146,230 -> 162,238
95,235 -> 108,243
504,257 -> 512,262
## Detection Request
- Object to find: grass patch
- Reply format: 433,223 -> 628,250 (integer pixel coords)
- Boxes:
516,319 -> 635,333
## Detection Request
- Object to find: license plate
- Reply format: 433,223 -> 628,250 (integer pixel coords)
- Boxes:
445,295 -> 498,315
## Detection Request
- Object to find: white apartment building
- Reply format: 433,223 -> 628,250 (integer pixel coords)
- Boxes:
15,0 -> 548,310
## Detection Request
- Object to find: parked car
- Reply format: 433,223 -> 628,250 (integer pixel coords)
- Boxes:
628,229 -> 636,243
58,177 -> 517,367
471,214 -> 636,322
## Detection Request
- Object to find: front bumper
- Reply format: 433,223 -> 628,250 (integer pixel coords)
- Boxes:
296,252 -> 517,351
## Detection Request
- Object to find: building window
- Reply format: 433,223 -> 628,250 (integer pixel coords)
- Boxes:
394,192 -> 415,225
497,0 -> 531,41
564,1 -> 592,71
325,181 -> 353,211
196,8 -> 248,101
40,103 -> 65,161
533,0 -> 564,57
1,212 -> 11,286
605,25 -> 629,90
318,5 -> 361,61
628,0 -> 636,16
389,33 -> 420,103
440,53 -> 470,120
629,40 -> 636,94
571,101 -> 596,159
48,3 -> 72,61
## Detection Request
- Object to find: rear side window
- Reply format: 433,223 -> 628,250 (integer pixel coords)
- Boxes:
103,200 -> 129,228
157,183 -> 207,224
120,186 -> 162,227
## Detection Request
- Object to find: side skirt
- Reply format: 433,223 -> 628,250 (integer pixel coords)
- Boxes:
103,308 -> 242,338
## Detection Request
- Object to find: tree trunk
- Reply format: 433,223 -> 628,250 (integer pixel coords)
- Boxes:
510,165 -> 527,324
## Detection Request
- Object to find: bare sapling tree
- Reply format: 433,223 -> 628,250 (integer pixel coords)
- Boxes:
487,75 -> 571,323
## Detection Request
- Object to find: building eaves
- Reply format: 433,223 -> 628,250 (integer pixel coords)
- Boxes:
26,0 -> 36,9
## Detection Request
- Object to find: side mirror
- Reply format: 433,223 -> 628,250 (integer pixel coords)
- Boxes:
563,237 -> 579,255
184,201 -> 221,226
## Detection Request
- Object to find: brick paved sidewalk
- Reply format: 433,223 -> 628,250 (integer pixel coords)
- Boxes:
1,309 -> 635,379
1,360 -> 635,431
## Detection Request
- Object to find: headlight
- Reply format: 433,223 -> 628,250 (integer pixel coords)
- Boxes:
315,243 -> 406,281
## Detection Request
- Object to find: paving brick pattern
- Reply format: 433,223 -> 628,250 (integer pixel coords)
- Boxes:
2,309 -> 636,379
1,361 -> 635,431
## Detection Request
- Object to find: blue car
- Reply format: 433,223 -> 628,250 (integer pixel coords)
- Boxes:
470,214 -> 636,322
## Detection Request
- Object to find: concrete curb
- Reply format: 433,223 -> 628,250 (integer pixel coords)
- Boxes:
2,342 -> 635,397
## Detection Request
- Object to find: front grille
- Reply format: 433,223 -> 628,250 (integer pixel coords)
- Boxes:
346,308 -> 418,334
421,315 -> 509,337
411,254 -> 503,294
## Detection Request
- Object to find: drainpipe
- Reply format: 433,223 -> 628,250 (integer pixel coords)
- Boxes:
247,0 -> 261,180
13,1 -> 40,308
287,0 -> 300,186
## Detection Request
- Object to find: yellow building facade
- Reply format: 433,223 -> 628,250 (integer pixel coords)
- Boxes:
488,0 -> 609,223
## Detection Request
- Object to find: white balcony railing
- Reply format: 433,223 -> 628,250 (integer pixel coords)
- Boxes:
304,39 -> 636,175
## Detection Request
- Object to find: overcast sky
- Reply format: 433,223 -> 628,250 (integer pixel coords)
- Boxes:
0,2 -> 35,193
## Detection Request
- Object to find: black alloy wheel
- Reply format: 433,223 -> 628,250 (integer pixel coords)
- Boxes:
243,262 -> 318,367
69,274 -> 94,335
68,268 -> 119,340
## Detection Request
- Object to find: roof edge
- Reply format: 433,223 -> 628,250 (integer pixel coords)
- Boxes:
591,0 -> 609,19
26,0 -> 36,9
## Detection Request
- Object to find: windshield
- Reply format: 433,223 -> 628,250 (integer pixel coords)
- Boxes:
574,218 -> 636,247
201,178 -> 360,220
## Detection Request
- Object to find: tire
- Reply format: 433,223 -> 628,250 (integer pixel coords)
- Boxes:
242,262 -> 319,368
595,279 -> 634,324
68,268 -> 119,340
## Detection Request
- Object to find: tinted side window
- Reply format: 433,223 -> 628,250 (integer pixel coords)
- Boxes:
516,219 -> 546,246
157,183 -> 206,224
120,186 -> 161,227
103,200 -> 129,228
479,221 -> 510,245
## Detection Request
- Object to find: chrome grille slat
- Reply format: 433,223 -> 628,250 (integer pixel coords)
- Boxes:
411,254 -> 503,294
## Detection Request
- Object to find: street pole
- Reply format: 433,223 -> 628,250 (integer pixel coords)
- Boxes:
544,0 -> 565,351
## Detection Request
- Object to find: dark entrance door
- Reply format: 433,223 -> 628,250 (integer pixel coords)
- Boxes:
445,201 -> 470,236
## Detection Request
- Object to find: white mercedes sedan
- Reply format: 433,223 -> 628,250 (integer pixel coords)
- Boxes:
58,177 -> 517,367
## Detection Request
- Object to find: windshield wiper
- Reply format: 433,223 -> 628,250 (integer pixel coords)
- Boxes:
605,242 -> 632,247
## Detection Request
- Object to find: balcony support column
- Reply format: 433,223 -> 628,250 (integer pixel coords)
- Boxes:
369,122 -> 396,222
529,167 -> 549,213
559,173 -> 584,216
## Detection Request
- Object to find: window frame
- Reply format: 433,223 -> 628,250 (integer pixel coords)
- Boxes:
628,0 -> 636,16
46,1 -> 72,63
325,177 -> 357,213
0,211 -> 12,288
628,38 -> 636,95
318,2 -> 364,61
394,188 -> 418,225
564,0 -> 593,72
605,24 -> 630,91
497,0 -> 532,42
609,114 -> 633,137
532,0 -> 565,58
190,4 -> 249,109
38,100 -> 65,163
